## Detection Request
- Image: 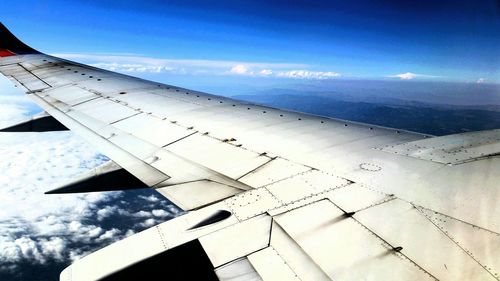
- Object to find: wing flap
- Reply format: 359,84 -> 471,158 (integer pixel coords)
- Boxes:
155,180 -> 241,210
61,201 -> 239,281
60,221 -> 169,281
356,199 -> 498,280
274,200 -> 435,281
269,220 -> 331,281
247,247 -> 300,281
215,258 -> 262,281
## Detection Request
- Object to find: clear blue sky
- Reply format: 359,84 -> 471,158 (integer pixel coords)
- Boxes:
0,0 -> 499,85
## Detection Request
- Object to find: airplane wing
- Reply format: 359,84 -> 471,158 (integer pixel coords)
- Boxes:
1,23 -> 499,281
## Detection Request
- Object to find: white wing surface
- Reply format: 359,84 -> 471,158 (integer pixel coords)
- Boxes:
0,23 -> 498,281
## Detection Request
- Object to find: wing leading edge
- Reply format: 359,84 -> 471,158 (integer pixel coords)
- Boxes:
1,23 -> 499,281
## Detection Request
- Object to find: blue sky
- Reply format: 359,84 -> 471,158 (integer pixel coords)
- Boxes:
1,0 -> 499,86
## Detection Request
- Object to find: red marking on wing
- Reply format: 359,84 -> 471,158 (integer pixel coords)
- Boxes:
0,49 -> 16,57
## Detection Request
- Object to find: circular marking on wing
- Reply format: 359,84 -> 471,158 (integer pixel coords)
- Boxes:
360,162 -> 382,172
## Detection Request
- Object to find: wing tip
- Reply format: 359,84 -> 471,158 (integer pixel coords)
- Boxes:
0,22 -> 40,55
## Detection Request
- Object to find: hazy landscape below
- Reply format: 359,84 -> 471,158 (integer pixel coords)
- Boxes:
233,85 -> 500,136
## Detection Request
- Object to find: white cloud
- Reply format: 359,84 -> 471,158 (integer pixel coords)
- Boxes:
0,92 -> 39,129
133,210 -> 152,217
139,218 -> 157,227
87,227 -> 104,238
14,237 -> 44,263
39,237 -> 66,261
152,209 -> 170,217
391,72 -> 418,80
97,229 -> 121,241
476,78 -> 486,84
276,70 -> 341,80
389,72 -> 438,80
124,229 -> 135,237
0,236 -> 67,265
96,205 -> 118,221
259,69 -> 273,76
230,64 -> 250,75
139,195 -> 160,203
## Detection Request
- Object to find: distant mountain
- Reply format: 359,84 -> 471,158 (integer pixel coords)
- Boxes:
266,80 -> 500,106
233,93 -> 500,136
251,87 -> 500,112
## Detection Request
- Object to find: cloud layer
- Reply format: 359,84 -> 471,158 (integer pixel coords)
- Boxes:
0,130 -> 180,274
0,130 -> 116,268
0,81 -> 181,278
54,53 -> 341,80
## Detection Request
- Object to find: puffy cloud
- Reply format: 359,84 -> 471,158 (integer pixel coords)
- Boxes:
139,218 -> 157,227
87,227 -> 104,238
152,209 -> 170,217
96,206 -> 118,221
133,210 -> 152,217
139,195 -> 160,203
166,205 -> 182,216
389,72 -> 438,80
97,229 -> 121,241
476,78 -> 486,84
39,237 -> 66,261
230,64 -> 251,75
14,237 -> 44,263
276,70 -> 341,79
390,72 -> 418,80
0,236 -> 67,265
259,69 -> 273,76
66,221 -> 111,242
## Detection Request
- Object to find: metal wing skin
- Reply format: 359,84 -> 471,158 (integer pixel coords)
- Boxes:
1,23 -> 499,281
